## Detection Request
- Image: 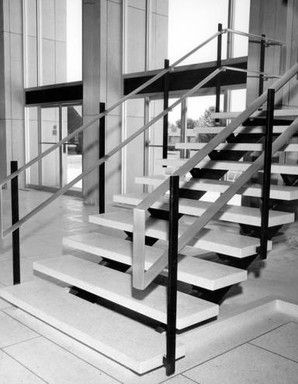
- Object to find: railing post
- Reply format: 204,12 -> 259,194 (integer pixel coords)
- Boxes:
164,175 -> 179,376
215,23 -> 223,119
10,161 -> 21,285
259,34 -> 266,96
99,102 -> 106,214
163,59 -> 170,159
260,89 -> 275,259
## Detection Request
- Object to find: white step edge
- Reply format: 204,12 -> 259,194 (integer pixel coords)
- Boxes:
175,142 -> 298,152
0,280 -> 185,374
157,158 -> 298,174
34,255 -> 219,330
89,211 -> 272,258
193,125 -> 289,134
113,193 -> 295,227
211,109 -> 298,119
135,175 -> 298,201
63,233 -> 247,290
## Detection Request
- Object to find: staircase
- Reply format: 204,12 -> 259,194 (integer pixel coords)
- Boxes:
1,46 -> 298,376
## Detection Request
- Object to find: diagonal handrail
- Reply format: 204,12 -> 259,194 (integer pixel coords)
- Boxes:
0,28 -> 284,187
132,62 -> 298,290
0,31 -> 225,188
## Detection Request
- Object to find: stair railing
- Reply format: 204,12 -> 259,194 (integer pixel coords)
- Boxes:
132,62 -> 298,290
0,27 -> 286,281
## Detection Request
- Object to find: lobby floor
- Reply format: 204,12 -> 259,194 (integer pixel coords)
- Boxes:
1,189 -> 298,383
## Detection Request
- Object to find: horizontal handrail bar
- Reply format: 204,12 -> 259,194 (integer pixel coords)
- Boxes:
226,28 -> 285,46
135,62 -> 298,213
0,32 -> 226,188
2,66 -> 228,238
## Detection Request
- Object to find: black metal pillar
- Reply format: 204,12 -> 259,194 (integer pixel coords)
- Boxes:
260,89 -> 275,259
215,23 -> 223,118
164,175 -> 179,376
163,59 -> 170,159
10,161 -> 20,285
99,103 -> 106,214
259,34 -> 266,96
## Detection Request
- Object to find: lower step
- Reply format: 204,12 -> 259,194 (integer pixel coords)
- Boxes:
0,280 -> 185,374
63,233 -> 247,290
34,255 -> 219,330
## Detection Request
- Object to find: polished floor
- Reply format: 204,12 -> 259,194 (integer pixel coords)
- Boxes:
1,188 -> 298,383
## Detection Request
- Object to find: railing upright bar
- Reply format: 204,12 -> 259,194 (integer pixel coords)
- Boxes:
260,89 -> 275,259
99,102 -> 106,214
259,34 -> 266,96
164,175 -> 179,376
0,188 -> 3,238
216,23 -> 222,118
163,59 -> 170,160
10,161 -> 20,285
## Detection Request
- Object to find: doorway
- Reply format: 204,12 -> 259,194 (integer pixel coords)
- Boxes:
25,103 -> 83,194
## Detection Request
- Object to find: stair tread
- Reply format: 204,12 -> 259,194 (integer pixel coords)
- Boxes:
157,158 -> 298,174
175,142 -> 298,152
89,211 -> 271,257
193,126 -> 289,134
63,233 -> 247,290
211,109 -> 298,119
34,255 -> 219,330
114,193 -> 294,227
0,280 -> 185,373
135,175 -> 298,200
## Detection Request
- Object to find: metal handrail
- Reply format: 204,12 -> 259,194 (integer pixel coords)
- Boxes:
132,62 -> 298,290
0,28 -> 283,187
0,31 -> 225,188
226,28 -> 285,46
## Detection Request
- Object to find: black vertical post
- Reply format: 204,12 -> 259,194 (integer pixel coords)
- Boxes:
215,23 -> 223,120
163,59 -> 170,159
259,34 -> 266,96
10,161 -> 20,285
260,89 -> 275,260
99,103 -> 106,214
164,175 -> 179,376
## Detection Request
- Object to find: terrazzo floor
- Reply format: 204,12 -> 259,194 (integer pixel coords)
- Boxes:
1,188 -> 298,383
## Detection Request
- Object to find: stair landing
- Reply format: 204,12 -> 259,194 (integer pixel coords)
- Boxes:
0,280 -> 185,374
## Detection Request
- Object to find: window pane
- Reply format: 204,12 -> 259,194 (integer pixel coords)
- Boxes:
168,0 -> 229,65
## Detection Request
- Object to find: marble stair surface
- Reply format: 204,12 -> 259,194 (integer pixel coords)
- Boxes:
156,158 -> 298,174
89,210 -> 272,258
175,142 -> 298,152
33,255 -> 219,330
135,175 -> 298,200
113,193 -> 294,227
63,232 -> 248,290
0,280 -> 185,374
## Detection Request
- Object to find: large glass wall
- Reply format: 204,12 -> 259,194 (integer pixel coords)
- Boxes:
168,0 -> 251,65
23,0 -> 82,87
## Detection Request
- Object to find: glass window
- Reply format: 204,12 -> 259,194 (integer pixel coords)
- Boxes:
168,0 -> 229,65
24,0 -> 82,87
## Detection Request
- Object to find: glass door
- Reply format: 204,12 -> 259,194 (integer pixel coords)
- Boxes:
40,106 -> 62,188
25,103 -> 83,193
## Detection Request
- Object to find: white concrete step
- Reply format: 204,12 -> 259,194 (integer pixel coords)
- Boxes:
63,233 -> 247,290
175,142 -> 298,152
211,109 -> 298,120
193,125 -> 289,135
0,280 -> 185,374
113,193 -> 294,227
34,255 -> 219,330
135,175 -> 298,201
89,211 -> 271,258
157,158 -> 298,174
